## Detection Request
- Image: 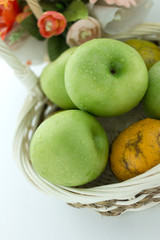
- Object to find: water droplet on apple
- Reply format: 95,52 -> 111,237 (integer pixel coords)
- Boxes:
79,103 -> 88,111
83,106 -> 88,111
120,58 -> 125,63
36,134 -> 41,140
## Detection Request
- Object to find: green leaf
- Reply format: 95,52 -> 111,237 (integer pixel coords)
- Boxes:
21,14 -> 44,41
63,0 -> 88,22
40,2 -> 57,11
39,2 -> 66,12
17,0 -> 26,9
48,35 -> 69,61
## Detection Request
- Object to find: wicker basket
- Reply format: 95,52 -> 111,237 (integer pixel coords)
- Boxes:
1,0 -> 160,216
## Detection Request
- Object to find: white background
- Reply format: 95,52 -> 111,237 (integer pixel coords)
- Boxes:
1,1 -> 160,239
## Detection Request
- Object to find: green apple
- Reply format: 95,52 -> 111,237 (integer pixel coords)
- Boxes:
30,110 -> 109,187
40,47 -> 77,109
143,61 -> 160,118
65,39 -> 148,117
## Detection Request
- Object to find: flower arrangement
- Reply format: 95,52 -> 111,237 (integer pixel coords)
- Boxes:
0,0 -> 153,61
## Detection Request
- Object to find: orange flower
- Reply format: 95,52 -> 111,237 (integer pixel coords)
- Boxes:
37,11 -> 67,38
0,0 -> 9,7
0,0 -> 19,39
16,5 -> 31,23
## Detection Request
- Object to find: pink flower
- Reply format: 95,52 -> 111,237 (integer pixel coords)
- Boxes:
89,0 -> 137,8
66,17 -> 101,47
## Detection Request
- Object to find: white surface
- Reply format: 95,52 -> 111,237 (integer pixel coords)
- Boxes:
1,1 -> 160,239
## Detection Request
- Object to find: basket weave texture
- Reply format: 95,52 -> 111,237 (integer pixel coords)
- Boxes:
1,0 -> 160,216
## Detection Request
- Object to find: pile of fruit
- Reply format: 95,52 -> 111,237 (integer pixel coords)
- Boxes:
30,38 -> 160,187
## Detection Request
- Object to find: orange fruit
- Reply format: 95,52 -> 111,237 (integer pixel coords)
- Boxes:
125,39 -> 160,70
110,118 -> 160,181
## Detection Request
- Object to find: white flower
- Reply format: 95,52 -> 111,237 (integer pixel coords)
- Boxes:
87,0 -> 153,35
89,0 -> 137,8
